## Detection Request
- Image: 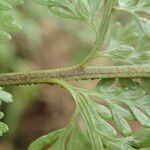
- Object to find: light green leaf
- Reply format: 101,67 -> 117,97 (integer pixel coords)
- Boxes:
143,107 -> 150,117
0,0 -> 12,10
6,0 -> 24,5
135,95 -> 150,105
93,78 -> 150,132
106,141 -> 135,150
96,104 -> 112,120
0,30 -> 11,41
105,21 -> 150,65
112,105 -> 134,120
50,136 -> 66,150
129,105 -> 150,127
111,22 -> 138,45
107,45 -> 134,63
0,89 -> 13,103
0,12 -> 22,32
95,117 -> 117,137
67,124 -> 92,150
0,0 -> 22,42
95,78 -> 121,100
28,128 -> 65,150
119,79 -> 145,100
111,107 -> 132,136
105,23 -> 135,64
118,0 -> 136,8
0,122 -> 9,136
118,0 -> 150,37
34,0 -> 102,25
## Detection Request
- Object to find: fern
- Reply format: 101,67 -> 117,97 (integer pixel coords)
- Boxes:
0,0 -> 22,136
28,78 -> 150,150
28,0 -> 150,149
0,0 -> 150,150
117,0 -> 150,37
102,22 -> 150,65
34,0 -> 102,26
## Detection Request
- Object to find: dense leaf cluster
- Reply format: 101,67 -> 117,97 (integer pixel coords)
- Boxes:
29,0 -> 150,150
29,78 -> 150,150
104,23 -> 150,65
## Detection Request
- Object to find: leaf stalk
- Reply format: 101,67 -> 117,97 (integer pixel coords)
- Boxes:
0,65 -> 150,86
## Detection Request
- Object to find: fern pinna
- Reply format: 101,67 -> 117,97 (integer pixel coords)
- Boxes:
0,0 -> 150,150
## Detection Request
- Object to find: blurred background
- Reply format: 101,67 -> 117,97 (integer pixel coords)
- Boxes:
0,1 -> 100,149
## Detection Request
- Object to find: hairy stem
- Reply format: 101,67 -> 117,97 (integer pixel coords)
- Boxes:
76,0 -> 116,69
0,65 -> 150,86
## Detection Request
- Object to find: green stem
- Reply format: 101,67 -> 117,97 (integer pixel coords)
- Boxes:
0,65 -> 149,86
77,93 -> 103,150
43,80 -> 103,150
76,0 -> 116,69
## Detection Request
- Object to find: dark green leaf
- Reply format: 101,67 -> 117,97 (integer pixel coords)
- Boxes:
142,78 -> 150,94
96,78 -> 115,89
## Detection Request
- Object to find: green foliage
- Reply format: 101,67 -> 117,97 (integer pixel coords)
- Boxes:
100,22 -> 150,65
117,0 -> 150,37
28,0 -> 150,150
0,88 -> 12,136
0,0 -> 22,137
99,0 -> 150,65
0,0 -> 149,150
33,0 -> 104,32
0,1 -> 42,141
0,88 -> 12,103
0,0 -> 22,42
29,118 -> 92,150
28,78 -> 150,150
34,0 -> 102,21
